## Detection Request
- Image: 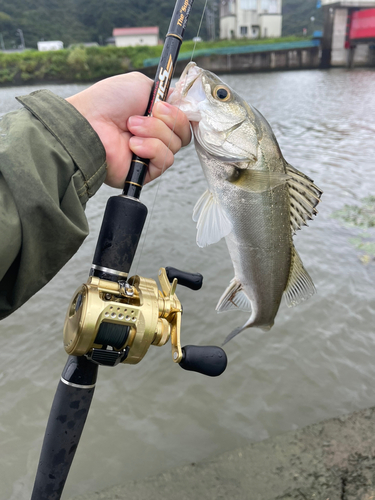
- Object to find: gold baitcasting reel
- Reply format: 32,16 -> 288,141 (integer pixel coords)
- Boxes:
63,267 -> 227,376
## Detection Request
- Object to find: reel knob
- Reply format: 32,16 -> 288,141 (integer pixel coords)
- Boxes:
179,345 -> 227,377
165,267 -> 203,290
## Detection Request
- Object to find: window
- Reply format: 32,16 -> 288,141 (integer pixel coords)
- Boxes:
221,0 -> 235,16
262,0 -> 278,13
251,26 -> 259,37
240,0 -> 257,10
240,26 -> 248,35
269,0 -> 278,13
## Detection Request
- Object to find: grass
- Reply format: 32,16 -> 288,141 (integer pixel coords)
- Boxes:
0,36 -> 311,86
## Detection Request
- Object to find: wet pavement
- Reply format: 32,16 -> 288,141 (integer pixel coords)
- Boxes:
71,406 -> 375,500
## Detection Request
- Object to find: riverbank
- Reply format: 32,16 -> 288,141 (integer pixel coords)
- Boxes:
0,36 -> 308,86
70,406 -> 375,500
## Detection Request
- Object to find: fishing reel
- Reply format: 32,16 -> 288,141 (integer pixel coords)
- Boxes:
63,267 -> 227,376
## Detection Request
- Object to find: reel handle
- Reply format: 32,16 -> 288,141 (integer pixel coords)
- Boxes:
179,345 -> 227,377
165,268 -> 227,377
165,267 -> 203,291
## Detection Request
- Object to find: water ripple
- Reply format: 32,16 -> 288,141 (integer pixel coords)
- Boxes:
0,68 -> 375,499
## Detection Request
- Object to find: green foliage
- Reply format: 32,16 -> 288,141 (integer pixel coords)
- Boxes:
332,196 -> 375,230
282,0 -> 323,37
67,46 -> 89,79
0,35 -> 312,86
180,35 -> 306,52
0,0 -> 211,50
0,0 -> 323,49
332,196 -> 375,264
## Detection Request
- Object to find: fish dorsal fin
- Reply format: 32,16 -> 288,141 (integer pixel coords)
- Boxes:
286,163 -> 322,235
216,278 -> 252,313
284,247 -> 315,307
193,189 -> 233,248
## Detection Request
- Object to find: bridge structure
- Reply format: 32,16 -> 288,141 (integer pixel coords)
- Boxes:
321,0 -> 375,67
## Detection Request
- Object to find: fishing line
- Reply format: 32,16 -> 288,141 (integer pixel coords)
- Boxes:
132,0 -> 209,276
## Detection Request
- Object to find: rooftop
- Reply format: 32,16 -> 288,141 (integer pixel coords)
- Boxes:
113,27 -> 159,37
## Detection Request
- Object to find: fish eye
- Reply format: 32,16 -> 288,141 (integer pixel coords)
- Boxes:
213,85 -> 231,102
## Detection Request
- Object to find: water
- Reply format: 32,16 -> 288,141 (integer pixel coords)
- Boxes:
0,68 -> 374,499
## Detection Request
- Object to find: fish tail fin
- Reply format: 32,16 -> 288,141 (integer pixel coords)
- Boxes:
284,247 -> 315,307
216,278 -> 252,313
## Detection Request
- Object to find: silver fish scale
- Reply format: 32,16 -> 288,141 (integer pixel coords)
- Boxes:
196,142 -> 292,329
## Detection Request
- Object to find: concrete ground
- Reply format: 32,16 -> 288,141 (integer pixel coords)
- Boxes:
71,407 -> 375,500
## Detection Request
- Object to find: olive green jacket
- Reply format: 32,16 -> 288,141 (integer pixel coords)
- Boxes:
0,90 -> 107,320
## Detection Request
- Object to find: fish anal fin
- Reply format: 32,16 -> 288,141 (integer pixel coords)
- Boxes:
216,278 -> 252,313
286,163 -> 323,235
222,325 -> 244,345
222,318 -> 273,345
193,189 -> 232,248
284,248 -> 315,307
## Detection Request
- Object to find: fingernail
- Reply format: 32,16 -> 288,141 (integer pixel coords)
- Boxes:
129,137 -> 145,147
155,101 -> 173,115
128,116 -> 146,127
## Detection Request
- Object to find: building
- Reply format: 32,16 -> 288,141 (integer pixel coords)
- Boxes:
37,41 -> 63,51
321,0 -> 375,66
113,27 -> 159,47
220,0 -> 282,40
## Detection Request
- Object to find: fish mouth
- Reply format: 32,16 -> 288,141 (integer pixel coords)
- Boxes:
180,62 -> 203,97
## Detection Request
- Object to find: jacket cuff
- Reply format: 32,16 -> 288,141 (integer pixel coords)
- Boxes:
16,89 -> 107,204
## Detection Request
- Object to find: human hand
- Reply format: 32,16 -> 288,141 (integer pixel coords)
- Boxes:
66,72 -> 191,189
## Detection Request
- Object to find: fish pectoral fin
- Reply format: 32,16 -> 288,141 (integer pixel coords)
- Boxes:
228,169 -> 290,193
216,278 -> 252,313
193,189 -> 232,248
286,163 -> 323,235
284,247 -> 316,307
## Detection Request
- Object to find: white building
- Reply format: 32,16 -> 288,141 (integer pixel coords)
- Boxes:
113,27 -> 159,47
220,0 -> 282,40
37,41 -> 63,51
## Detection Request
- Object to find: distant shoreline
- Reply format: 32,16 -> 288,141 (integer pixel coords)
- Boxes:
0,37 -> 310,87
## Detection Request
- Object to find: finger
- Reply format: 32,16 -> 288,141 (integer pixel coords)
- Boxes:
128,136 -> 175,183
152,101 -> 192,148
127,115 -> 182,155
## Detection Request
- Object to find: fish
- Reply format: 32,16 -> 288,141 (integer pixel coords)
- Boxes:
168,62 -> 322,344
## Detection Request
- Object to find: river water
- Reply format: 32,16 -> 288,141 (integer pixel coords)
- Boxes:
0,68 -> 374,499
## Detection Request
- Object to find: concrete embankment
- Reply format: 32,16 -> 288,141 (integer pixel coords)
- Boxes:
142,40 -> 322,77
71,406 -> 375,500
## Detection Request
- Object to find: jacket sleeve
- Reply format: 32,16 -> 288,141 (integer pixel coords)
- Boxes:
0,89 -> 107,320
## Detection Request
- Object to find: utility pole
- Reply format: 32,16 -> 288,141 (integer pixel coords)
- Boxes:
16,28 -> 25,50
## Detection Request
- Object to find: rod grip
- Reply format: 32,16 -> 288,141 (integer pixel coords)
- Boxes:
31,357 -> 97,500
91,195 -> 148,281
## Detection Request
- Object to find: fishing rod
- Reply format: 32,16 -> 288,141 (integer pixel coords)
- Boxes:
31,1 -> 227,498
